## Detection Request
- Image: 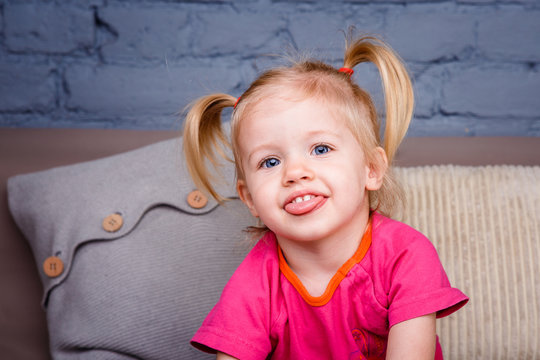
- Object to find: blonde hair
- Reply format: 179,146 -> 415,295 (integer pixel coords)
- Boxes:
183,34 -> 414,218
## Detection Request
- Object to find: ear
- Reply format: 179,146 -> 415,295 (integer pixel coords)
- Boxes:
237,179 -> 259,218
365,147 -> 388,191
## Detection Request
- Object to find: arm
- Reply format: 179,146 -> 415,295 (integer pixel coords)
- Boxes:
217,351 -> 239,360
385,313 -> 437,360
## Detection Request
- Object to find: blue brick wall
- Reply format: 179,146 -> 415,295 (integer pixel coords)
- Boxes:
0,0 -> 539,136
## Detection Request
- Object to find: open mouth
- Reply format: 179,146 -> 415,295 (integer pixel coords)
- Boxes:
284,194 -> 326,215
291,195 -> 315,204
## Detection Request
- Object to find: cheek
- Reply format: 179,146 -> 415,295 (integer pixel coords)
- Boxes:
331,156 -> 368,182
241,176 -> 266,207
334,164 -> 370,196
249,178 -> 273,204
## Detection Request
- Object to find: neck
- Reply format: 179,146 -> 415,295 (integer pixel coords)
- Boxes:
277,211 -> 371,296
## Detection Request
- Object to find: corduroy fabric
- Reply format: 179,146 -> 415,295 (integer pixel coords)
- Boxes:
396,165 -> 540,360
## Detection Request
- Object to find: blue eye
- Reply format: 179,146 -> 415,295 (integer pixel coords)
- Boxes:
312,145 -> 330,155
261,158 -> 280,168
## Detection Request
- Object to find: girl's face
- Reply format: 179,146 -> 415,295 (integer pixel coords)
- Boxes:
236,97 -> 385,246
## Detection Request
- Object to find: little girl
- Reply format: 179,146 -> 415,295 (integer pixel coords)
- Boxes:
184,34 -> 468,359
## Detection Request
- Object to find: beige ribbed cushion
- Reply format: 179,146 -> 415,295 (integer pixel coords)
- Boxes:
396,165 -> 540,359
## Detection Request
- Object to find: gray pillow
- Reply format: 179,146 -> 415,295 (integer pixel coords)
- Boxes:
8,137 -> 254,359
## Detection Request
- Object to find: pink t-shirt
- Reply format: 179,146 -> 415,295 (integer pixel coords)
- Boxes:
191,213 -> 468,359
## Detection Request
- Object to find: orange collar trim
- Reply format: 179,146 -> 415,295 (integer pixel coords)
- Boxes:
278,220 -> 372,307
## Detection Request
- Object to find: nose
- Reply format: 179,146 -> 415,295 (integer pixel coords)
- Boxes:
282,155 -> 314,186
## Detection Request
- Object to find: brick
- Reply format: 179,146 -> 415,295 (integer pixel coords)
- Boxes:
478,10 -> 540,62
407,116 -> 476,137
530,120 -> 540,136
333,0 -> 445,2
99,6 -> 191,61
411,66 -> 444,118
346,0 -> 445,2
65,62 -> 244,117
456,0 -> 495,3
500,0 -> 539,4
0,114 -> 57,128
474,118 -> 538,136
64,0 -> 105,6
352,63 -> 385,115
289,10 -> 383,55
348,62 -> 435,121
288,12 -> 348,53
349,62 -> 430,121
4,4 -> 93,54
442,65 -> 540,118
193,9 -> 286,56
0,6 -> 3,37
384,8 -> 475,62
0,62 -> 55,112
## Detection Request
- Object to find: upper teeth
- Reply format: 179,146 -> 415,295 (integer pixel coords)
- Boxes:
292,195 -> 314,203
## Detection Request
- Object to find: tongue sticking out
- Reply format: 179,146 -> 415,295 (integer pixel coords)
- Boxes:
284,195 -> 326,215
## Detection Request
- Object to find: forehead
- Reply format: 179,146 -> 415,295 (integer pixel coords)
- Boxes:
239,92 -> 366,137
241,97 -> 342,131
236,97 -> 361,158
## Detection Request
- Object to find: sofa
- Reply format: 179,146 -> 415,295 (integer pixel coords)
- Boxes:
1,127 -> 539,360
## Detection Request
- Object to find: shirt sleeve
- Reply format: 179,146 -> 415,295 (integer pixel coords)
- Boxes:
380,220 -> 469,328
191,234 -> 279,360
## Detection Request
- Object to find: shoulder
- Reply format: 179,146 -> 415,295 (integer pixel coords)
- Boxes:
370,212 -> 436,257
223,231 -> 280,297
365,212 -> 447,300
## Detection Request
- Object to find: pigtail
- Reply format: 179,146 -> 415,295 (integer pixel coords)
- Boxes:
343,35 -> 414,165
182,93 -> 237,202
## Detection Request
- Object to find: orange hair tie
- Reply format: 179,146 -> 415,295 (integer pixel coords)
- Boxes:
338,67 -> 354,76
233,96 -> 241,109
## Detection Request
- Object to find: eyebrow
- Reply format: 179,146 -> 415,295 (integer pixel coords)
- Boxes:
245,129 -> 342,164
247,143 -> 275,165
